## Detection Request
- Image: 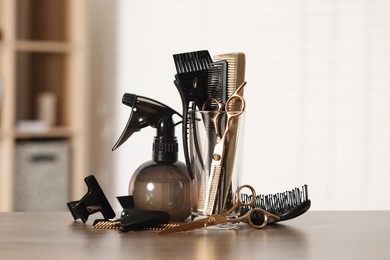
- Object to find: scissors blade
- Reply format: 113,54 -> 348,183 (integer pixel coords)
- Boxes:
203,137 -> 226,215
203,163 -> 222,215
158,219 -> 209,234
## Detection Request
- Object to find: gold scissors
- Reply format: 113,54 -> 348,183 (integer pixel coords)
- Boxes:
201,81 -> 246,140
201,81 -> 246,215
159,185 -> 280,234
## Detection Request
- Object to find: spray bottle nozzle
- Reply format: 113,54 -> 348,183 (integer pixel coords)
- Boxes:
112,93 -> 182,162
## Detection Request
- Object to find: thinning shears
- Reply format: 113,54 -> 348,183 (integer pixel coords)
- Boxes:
159,185 -> 280,234
201,81 -> 246,215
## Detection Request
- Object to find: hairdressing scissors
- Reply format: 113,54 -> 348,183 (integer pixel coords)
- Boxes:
159,185 -> 280,234
201,81 -> 246,215
202,81 -> 246,139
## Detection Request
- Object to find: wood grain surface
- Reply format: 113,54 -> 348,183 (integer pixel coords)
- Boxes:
0,211 -> 389,259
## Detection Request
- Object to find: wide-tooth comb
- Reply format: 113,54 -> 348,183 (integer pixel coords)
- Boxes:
240,185 -> 311,224
173,50 -> 214,179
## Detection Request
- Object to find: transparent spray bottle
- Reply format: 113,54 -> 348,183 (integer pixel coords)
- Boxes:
112,94 -> 191,221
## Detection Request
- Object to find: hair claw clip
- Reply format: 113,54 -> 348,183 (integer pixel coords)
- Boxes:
67,175 -> 116,223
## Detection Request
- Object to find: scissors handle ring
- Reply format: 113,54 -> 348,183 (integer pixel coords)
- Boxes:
245,208 -> 269,229
202,98 -> 223,111
225,95 -> 246,112
236,184 -> 257,206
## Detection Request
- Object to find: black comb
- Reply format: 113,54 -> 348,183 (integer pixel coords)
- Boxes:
206,60 -> 228,105
115,195 -> 171,232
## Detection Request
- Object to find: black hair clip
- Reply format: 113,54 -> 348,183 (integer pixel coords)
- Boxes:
67,175 -> 116,223
119,207 -> 170,232
115,195 -> 170,232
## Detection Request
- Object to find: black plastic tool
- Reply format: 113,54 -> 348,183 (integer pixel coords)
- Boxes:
119,208 -> 171,232
116,195 -> 171,232
67,175 -> 116,223
173,50 -> 214,179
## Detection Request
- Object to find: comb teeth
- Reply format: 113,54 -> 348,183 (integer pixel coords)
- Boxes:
214,53 -> 246,98
92,220 -> 181,231
92,219 -> 121,229
144,223 -> 182,231
207,60 -> 228,106
240,185 -> 310,217
173,50 -> 213,73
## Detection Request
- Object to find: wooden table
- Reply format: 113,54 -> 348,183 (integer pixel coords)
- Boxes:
0,211 -> 389,259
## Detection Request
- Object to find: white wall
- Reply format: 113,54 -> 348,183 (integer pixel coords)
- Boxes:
116,0 -> 390,210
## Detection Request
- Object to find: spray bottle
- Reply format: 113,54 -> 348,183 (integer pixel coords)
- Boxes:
112,93 -> 191,221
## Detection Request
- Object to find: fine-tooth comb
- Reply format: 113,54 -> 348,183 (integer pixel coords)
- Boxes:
173,50 -> 214,179
144,223 -> 182,231
92,219 -> 121,229
213,53 -> 246,212
239,184 -> 311,224
206,60 -> 228,105
213,53 -> 246,101
92,220 -> 181,231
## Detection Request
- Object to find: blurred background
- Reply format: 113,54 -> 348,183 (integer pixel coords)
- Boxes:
1,0 -> 389,212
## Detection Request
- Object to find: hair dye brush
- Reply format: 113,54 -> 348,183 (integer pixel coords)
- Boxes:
173,50 -> 213,110
173,50 -> 214,179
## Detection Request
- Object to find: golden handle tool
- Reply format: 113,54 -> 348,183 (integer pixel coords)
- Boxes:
202,82 -> 246,215
159,185 -> 280,234
202,111 -> 243,215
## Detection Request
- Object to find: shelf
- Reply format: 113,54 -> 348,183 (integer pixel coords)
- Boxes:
14,127 -> 72,139
16,0 -> 68,41
16,52 -> 67,126
16,40 -> 73,53
1,0 -> 89,212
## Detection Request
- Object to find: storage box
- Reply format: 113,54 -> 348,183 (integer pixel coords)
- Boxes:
14,140 -> 69,211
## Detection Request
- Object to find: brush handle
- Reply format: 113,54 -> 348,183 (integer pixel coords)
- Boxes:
174,79 -> 194,179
